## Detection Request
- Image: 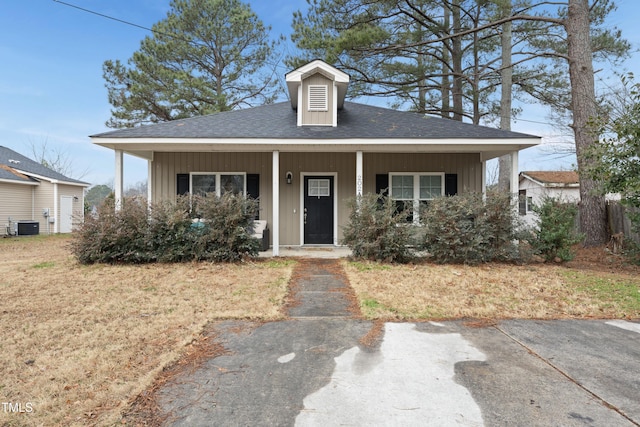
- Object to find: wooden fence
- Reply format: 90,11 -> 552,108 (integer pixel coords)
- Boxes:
606,201 -> 640,246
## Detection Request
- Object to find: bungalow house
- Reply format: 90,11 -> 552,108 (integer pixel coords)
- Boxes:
518,171 -> 580,227
0,146 -> 89,235
91,60 -> 540,255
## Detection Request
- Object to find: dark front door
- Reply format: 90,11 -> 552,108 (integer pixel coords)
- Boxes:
304,176 -> 334,244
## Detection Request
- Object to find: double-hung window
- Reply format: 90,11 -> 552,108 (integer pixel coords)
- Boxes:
390,173 -> 444,223
190,173 -> 246,197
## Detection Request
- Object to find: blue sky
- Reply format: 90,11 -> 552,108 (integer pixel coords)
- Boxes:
1,0 -> 638,188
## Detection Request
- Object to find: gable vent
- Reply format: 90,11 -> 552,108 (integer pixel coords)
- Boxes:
308,85 -> 328,111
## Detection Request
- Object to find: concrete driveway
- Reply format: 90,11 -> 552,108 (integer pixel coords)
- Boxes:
150,260 -> 640,426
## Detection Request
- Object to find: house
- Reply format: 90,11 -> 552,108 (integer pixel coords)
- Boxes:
518,171 -> 580,226
91,60 -> 540,255
0,146 -> 89,235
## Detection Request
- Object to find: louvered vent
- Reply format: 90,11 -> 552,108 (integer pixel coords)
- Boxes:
308,85 -> 328,111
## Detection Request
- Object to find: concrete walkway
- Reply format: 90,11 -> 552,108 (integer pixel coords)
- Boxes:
145,259 -> 640,427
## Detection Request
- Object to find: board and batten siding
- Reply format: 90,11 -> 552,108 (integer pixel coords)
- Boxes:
152,151 -> 481,246
301,73 -> 334,126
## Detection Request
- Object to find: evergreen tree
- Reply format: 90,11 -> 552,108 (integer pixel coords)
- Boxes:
103,0 -> 283,128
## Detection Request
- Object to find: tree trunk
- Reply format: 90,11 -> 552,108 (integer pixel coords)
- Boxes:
441,4 -> 451,119
566,0 -> 608,246
451,0 -> 464,121
498,1 -> 513,192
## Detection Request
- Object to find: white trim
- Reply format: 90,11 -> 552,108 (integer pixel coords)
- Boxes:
272,151 -> 280,256
53,182 -> 59,233
115,149 -> 123,211
482,159 -> 487,200
189,172 -> 247,197
299,172 -> 338,246
510,150 -> 519,215
11,169 -> 87,187
389,172 -> 445,224
333,84 -> 338,126
0,178 -> 38,186
93,137 -> 539,147
355,151 -> 363,197
147,159 -> 153,206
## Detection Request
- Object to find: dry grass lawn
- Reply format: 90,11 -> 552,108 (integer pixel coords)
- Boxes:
2,236 -> 639,426
0,235 -> 294,427
344,255 -> 640,320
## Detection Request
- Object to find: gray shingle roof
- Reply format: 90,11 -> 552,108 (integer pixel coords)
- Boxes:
0,146 -> 89,185
91,101 -> 538,140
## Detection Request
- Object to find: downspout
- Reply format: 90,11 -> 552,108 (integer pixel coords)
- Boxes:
53,182 -> 58,233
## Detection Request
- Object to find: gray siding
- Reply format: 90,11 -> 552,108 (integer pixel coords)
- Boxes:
301,73 -> 333,126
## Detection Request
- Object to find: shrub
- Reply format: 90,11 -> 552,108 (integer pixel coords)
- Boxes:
527,196 -> 583,262
420,192 -> 524,265
71,194 -> 260,264
72,197 -> 151,264
341,192 -> 414,263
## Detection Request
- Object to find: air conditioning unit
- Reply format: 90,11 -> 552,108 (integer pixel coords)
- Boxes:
17,221 -> 39,236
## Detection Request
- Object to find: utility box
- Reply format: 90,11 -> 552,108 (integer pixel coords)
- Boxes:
17,221 -> 39,236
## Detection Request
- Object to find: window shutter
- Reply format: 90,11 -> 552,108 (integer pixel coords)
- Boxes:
247,174 -> 260,219
308,85 -> 328,111
445,174 -> 458,196
375,174 -> 389,197
177,174 -> 189,196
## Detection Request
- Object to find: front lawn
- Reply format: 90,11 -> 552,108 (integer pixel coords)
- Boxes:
343,257 -> 640,320
0,235 -> 293,427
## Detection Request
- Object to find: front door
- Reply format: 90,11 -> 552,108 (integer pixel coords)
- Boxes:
304,176 -> 334,244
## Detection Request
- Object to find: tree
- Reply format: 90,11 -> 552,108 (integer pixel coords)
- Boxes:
85,184 -> 113,208
28,139 -> 88,180
103,0 -> 283,128
588,73 -> 640,232
291,0 -> 629,245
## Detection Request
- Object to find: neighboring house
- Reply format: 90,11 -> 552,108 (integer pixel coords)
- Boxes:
0,146 -> 89,235
518,171 -> 580,227
91,60 -> 540,255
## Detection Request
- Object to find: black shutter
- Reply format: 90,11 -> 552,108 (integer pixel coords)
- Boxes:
177,174 -> 189,195
246,174 -> 260,219
246,174 -> 259,199
445,173 -> 458,196
375,174 -> 389,196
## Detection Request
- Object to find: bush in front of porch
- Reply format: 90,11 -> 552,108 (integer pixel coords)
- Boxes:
72,194 -> 260,264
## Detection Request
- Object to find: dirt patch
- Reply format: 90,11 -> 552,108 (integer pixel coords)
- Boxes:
565,244 -> 640,274
284,258 -> 361,318
358,319 -> 385,349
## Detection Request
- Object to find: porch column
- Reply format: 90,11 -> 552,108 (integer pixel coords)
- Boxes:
114,149 -> 124,211
481,159 -> 487,200
147,158 -> 153,208
510,150 -> 519,213
272,150 -> 280,256
356,151 -> 363,199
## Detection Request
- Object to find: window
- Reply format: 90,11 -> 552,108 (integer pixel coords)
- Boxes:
308,85 -> 328,111
518,190 -> 533,215
191,173 -> 246,197
390,173 -> 444,223
308,178 -> 331,197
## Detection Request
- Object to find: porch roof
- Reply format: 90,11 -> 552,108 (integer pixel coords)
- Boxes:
91,102 -> 540,161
